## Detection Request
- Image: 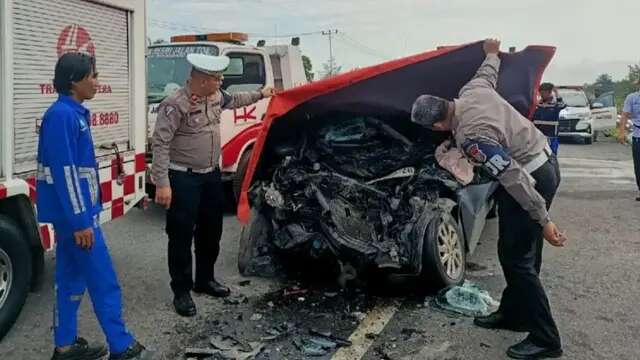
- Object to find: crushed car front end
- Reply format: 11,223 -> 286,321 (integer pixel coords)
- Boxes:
236,41 -> 556,288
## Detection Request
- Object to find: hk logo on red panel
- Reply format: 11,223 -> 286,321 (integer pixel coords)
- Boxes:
233,106 -> 257,124
57,24 -> 96,58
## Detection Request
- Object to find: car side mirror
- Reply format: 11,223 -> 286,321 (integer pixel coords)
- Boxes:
591,102 -> 604,109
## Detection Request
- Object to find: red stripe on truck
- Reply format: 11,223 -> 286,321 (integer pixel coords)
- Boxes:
135,153 -> 146,173
26,177 -> 37,202
0,184 -> 6,199
111,197 -> 124,219
221,123 -> 262,168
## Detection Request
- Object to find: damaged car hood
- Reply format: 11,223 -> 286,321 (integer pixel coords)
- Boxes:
238,41 -> 556,222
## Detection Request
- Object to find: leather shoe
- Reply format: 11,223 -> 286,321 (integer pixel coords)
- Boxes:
474,311 -> 527,332
507,338 -> 562,359
193,280 -> 231,298
173,293 -> 196,317
51,337 -> 107,360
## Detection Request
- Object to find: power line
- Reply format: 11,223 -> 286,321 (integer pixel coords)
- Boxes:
335,33 -> 389,61
247,30 -> 324,38
148,19 -> 220,33
149,18 -> 324,41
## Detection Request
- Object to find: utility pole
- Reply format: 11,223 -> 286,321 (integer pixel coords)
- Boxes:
321,29 -> 338,76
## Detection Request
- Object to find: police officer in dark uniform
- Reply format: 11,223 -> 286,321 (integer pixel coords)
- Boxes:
411,39 -> 568,359
152,54 -> 274,317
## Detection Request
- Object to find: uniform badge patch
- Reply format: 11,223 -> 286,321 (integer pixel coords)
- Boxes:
78,115 -> 88,131
164,105 -> 176,116
465,143 -> 487,163
463,139 -> 512,177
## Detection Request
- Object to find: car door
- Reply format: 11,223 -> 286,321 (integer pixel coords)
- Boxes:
456,181 -> 499,254
591,91 -> 617,132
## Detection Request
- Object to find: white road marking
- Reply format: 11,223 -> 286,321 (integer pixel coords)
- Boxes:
331,300 -> 400,360
559,158 -> 635,179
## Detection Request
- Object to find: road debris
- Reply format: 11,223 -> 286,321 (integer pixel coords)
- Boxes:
183,334 -> 265,359
429,280 -> 499,317
400,341 -> 454,360
210,333 -> 251,352
308,329 -> 353,347
283,287 -> 308,297
223,294 -> 249,305
350,311 -> 366,321
294,337 -> 335,356
293,338 -> 328,356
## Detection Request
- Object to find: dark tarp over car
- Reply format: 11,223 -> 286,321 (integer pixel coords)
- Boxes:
237,41 -> 556,223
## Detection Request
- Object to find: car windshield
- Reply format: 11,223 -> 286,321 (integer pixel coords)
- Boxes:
557,89 -> 589,107
147,45 -> 219,103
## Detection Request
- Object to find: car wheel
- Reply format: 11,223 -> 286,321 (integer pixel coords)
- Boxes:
233,149 -> 253,202
0,215 -> 32,340
238,209 -> 274,276
584,133 -> 593,145
421,213 -> 465,288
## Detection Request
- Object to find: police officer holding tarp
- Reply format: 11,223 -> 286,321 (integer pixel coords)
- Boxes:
410,39 -> 567,359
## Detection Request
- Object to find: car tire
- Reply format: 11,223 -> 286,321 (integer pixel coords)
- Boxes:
238,209 -> 272,276
0,215 -> 32,340
421,213 -> 465,288
233,149 -> 253,202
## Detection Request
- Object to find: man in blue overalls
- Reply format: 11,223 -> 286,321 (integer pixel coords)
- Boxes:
36,52 -> 150,360
533,83 -> 566,155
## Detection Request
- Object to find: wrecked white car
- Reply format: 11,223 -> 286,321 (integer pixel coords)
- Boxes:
236,42 -> 556,287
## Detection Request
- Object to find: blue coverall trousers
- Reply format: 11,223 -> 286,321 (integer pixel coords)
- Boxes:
53,220 -> 135,353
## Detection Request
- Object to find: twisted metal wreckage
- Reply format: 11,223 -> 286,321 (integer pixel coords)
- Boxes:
236,41 -> 556,287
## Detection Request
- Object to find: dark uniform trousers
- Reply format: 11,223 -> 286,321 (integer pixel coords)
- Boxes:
496,155 -> 562,348
166,169 -> 224,295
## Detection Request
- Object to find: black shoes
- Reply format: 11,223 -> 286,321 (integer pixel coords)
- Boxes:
193,280 -> 231,298
474,311 -> 527,332
109,341 -> 151,360
51,338 -> 107,360
173,280 -> 231,316
507,338 -> 562,359
173,292 -> 197,317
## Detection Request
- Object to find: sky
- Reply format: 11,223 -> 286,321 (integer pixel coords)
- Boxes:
147,0 -> 639,85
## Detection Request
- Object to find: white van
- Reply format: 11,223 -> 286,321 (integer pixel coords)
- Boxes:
557,86 -> 617,144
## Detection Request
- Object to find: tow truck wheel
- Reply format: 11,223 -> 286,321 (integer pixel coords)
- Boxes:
584,129 -> 594,144
421,213 -> 465,288
233,149 -> 253,202
0,215 -> 32,340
